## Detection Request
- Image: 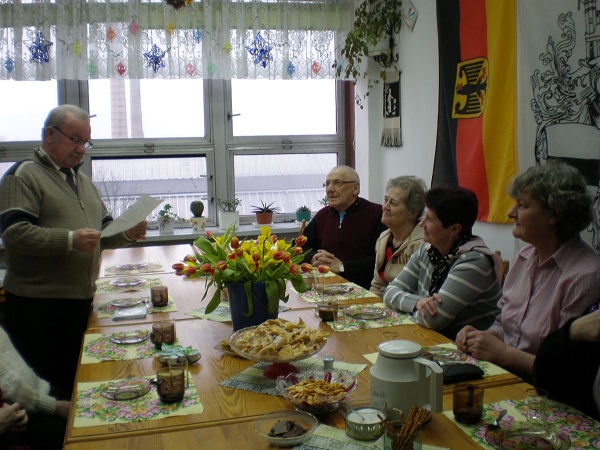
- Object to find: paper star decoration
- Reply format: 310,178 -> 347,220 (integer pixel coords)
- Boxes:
246,33 -> 273,68
143,44 -> 168,73
193,29 -> 204,43
27,32 -> 53,64
287,61 -> 296,77
4,57 -> 15,73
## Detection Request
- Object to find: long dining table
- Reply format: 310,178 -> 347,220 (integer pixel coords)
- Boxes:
64,242 -> 531,448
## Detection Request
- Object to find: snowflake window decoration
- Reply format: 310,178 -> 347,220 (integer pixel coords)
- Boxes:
143,44 -> 168,74
27,32 -> 53,64
246,33 -> 273,68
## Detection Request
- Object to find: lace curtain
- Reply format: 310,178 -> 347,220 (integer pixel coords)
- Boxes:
0,0 -> 354,81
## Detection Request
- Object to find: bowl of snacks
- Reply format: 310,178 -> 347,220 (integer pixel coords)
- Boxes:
254,410 -> 318,447
276,369 -> 358,414
228,318 -> 330,378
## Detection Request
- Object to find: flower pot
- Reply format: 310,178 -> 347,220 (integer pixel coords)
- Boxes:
218,211 -> 239,230
190,216 -> 207,231
225,281 -> 279,331
159,218 -> 175,234
296,211 -> 311,222
255,212 -> 273,225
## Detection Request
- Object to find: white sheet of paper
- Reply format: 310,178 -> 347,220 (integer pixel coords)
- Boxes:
101,195 -> 163,238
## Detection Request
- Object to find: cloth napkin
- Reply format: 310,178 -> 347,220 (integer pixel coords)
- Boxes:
103,262 -> 164,276
74,377 -> 203,428
220,357 -> 367,396
443,398 -> 600,449
97,296 -> 177,319
95,276 -> 163,294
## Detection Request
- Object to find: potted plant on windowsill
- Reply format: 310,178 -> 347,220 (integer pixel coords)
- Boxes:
295,205 -> 312,222
336,0 -> 402,108
190,200 -> 206,232
156,203 -> 183,235
251,200 -> 279,225
217,198 -> 242,230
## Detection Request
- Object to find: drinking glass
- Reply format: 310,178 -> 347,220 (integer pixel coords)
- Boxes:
313,278 -> 324,301
155,367 -> 186,403
526,388 -> 548,424
453,384 -> 484,425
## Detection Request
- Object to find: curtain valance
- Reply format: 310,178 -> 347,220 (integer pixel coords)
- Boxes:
0,0 -> 354,81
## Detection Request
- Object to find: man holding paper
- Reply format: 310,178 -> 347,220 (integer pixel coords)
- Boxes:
0,104 -> 148,397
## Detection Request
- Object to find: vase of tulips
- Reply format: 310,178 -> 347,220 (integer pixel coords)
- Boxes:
173,224 -> 317,330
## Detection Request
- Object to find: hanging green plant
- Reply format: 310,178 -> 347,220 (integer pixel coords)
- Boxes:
336,0 -> 403,108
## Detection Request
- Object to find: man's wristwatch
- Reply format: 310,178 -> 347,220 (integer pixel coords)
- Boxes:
339,263 -> 345,273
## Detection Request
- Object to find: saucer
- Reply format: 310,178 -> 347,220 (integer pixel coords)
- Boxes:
101,378 -> 151,401
110,298 -> 146,308
323,284 -> 353,295
344,307 -> 393,320
110,330 -> 150,345
108,278 -> 146,288
115,263 -> 149,271
485,422 -> 571,450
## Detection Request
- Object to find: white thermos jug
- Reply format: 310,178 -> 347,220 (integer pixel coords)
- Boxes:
370,339 -> 443,421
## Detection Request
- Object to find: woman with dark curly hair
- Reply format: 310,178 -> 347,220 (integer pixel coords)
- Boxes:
383,186 -> 503,339
456,161 -> 600,380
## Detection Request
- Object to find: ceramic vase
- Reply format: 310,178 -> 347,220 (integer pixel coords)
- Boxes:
225,281 -> 278,331
159,218 -> 175,234
218,211 -> 240,230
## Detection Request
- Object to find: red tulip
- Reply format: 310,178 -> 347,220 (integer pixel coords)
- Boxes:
301,263 -> 314,273
200,263 -> 213,273
273,250 -> 285,261
230,236 -> 240,249
172,263 -> 185,271
175,270 -> 185,276
183,254 -> 196,262
282,252 -> 292,264
206,230 -> 214,239
295,235 -> 307,246
289,264 -> 301,275
317,265 -> 330,274
216,261 -> 228,271
184,266 -> 197,276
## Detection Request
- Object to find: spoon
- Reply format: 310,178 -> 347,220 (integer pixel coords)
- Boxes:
489,409 -> 507,429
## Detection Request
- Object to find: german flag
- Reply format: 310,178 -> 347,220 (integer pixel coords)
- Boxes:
432,0 -> 517,223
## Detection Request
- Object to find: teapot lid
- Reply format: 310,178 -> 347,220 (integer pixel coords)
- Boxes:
378,340 -> 422,359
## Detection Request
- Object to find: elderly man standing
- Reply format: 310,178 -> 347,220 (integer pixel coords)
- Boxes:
0,104 -> 147,397
303,165 -> 386,289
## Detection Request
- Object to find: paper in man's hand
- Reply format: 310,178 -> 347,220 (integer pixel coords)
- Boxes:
101,195 -> 163,238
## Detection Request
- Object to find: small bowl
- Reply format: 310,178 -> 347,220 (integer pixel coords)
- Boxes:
276,369 -> 358,414
254,410 -> 318,447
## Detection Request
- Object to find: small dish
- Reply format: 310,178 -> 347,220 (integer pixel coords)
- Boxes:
108,278 -> 147,288
110,298 -> 145,308
344,307 -> 393,320
323,284 -> 354,296
110,330 -> 150,345
254,410 -> 318,447
100,378 -> 151,401
115,263 -> 149,270
485,422 -> 571,450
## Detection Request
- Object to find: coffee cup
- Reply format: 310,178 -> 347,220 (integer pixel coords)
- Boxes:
453,383 -> 484,424
155,367 -> 186,403
150,321 -> 176,349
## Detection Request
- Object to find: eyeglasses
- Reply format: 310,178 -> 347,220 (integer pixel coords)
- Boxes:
52,127 -> 93,150
323,180 -> 356,188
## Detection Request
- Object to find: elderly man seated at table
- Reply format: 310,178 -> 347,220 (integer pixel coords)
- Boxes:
370,175 -> 426,297
303,165 -> 386,290
383,186 -> 503,340
456,161 -> 600,380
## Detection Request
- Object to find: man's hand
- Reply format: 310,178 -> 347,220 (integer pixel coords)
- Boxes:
311,250 -> 342,273
73,228 -> 101,252
415,293 -> 443,317
125,220 -> 148,241
0,403 -> 28,435
455,325 -> 478,352
462,329 -> 506,364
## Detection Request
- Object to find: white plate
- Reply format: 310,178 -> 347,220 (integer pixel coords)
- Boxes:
108,278 -> 146,288
110,298 -> 146,308
115,263 -> 149,270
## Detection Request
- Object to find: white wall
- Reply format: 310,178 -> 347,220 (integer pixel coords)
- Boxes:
353,0 -> 521,261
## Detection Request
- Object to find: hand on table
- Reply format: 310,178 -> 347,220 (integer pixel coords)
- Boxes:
458,327 -> 506,363
312,250 -> 342,273
415,293 -> 443,317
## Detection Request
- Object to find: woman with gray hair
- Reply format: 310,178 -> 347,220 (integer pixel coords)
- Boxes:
456,161 -> 600,380
370,176 -> 427,296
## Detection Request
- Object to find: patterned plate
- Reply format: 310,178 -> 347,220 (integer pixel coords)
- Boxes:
344,307 -> 393,320
323,285 -> 353,296
108,278 -> 146,288
115,263 -> 149,270
485,422 -> 571,450
110,298 -> 146,308
110,330 -> 150,345
100,378 -> 152,401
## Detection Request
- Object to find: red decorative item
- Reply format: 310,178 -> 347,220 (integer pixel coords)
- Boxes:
129,20 -> 140,36
106,26 -> 116,42
116,61 -> 127,76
